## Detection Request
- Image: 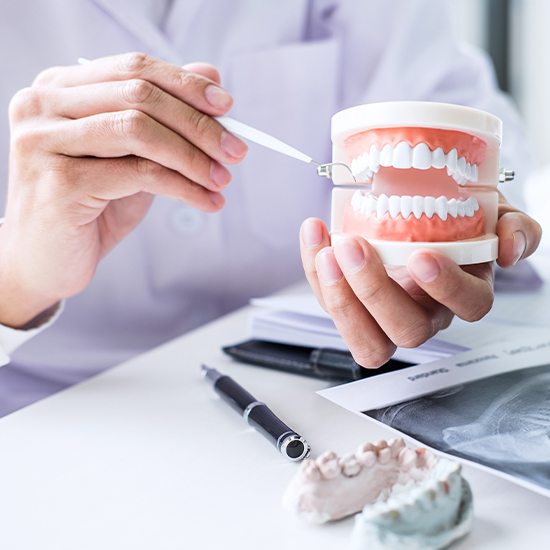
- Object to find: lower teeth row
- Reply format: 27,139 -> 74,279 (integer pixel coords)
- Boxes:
351,192 -> 480,221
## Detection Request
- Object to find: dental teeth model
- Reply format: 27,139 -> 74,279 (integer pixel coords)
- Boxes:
282,438 -> 473,550
330,101 -> 510,265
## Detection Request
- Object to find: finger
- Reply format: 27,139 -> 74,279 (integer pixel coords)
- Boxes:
333,237 -> 441,348
33,52 -> 232,116
299,218 -> 331,309
182,63 -> 221,84
64,156 -> 224,213
496,210 -> 542,268
315,247 -> 396,368
407,250 -> 494,322
52,110 -> 231,192
43,81 -> 247,164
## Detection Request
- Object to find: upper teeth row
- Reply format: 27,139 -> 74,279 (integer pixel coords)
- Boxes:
350,143 -> 478,186
351,191 -> 480,221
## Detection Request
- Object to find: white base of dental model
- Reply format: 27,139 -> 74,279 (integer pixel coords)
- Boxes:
331,232 -> 498,266
282,438 -> 473,550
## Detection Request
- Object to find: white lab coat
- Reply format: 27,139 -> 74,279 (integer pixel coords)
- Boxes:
0,0 -> 530,414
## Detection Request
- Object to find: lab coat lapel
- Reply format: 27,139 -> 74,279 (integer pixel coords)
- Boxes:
90,0 -> 194,62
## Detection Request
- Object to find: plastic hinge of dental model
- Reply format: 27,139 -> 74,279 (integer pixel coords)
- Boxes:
499,168 -> 515,183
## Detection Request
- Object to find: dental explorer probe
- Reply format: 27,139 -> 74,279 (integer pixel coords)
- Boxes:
77,57 -> 355,182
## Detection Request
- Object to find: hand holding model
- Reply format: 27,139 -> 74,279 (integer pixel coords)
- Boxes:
0,53 -> 247,328
300,199 -> 541,368
300,102 -> 542,369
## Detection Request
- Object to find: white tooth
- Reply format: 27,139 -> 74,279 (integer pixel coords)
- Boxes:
457,200 -> 466,217
472,165 -> 478,182
388,438 -> 406,458
369,145 -> 380,172
351,155 -> 361,175
472,197 -> 480,211
392,142 -> 412,169
359,196 -> 368,215
412,143 -> 431,170
340,454 -> 361,477
380,144 -> 393,167
365,195 -> 377,216
424,197 -> 435,219
457,156 -> 466,175
466,163 -> 472,181
464,198 -> 474,217
447,198 -> 458,218
435,196 -> 448,221
376,194 -> 389,217
446,149 -> 458,174
389,195 -> 401,218
357,450 -> 376,468
351,191 -> 363,212
378,448 -> 392,464
400,195 -> 413,218
458,174 -> 467,186
412,195 -> 424,219
432,147 -> 446,169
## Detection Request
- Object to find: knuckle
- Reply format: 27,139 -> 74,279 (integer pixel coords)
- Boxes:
133,157 -> 163,180
356,281 -> 386,306
11,125 -> 48,155
32,66 -> 61,87
9,87 -> 43,122
184,142 -> 205,172
123,79 -> 157,105
186,107 -> 212,136
116,109 -> 148,140
324,292 -> 354,318
392,321 -> 433,348
177,70 -> 201,91
120,52 -> 153,75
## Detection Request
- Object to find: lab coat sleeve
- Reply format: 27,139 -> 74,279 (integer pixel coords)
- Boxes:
334,0 -> 529,209
0,302 -> 64,363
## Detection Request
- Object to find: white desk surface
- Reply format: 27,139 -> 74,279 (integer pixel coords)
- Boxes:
0,302 -> 549,549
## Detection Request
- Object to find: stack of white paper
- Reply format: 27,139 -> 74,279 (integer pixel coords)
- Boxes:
250,294 -> 468,364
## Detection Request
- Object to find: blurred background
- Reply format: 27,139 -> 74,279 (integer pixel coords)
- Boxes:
453,0 -> 549,252
454,0 -> 549,167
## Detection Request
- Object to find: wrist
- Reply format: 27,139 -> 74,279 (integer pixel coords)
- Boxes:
0,229 -> 59,329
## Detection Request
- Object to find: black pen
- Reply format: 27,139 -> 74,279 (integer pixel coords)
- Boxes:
201,365 -> 311,462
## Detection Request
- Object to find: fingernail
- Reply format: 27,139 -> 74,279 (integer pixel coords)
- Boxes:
335,238 -> 365,273
210,161 -> 231,188
220,131 -> 248,159
209,192 -> 225,209
302,219 -> 323,247
512,230 -> 526,265
205,85 -> 233,109
409,253 -> 440,283
316,248 -> 343,285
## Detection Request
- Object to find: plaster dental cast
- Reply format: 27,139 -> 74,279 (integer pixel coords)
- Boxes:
0,1 -> 543,415
283,437 -> 473,550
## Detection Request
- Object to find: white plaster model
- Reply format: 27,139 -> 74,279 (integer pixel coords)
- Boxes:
282,438 -> 472,549
351,454 -> 473,550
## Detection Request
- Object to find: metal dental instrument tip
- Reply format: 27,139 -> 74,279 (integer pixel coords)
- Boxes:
314,161 -> 357,183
